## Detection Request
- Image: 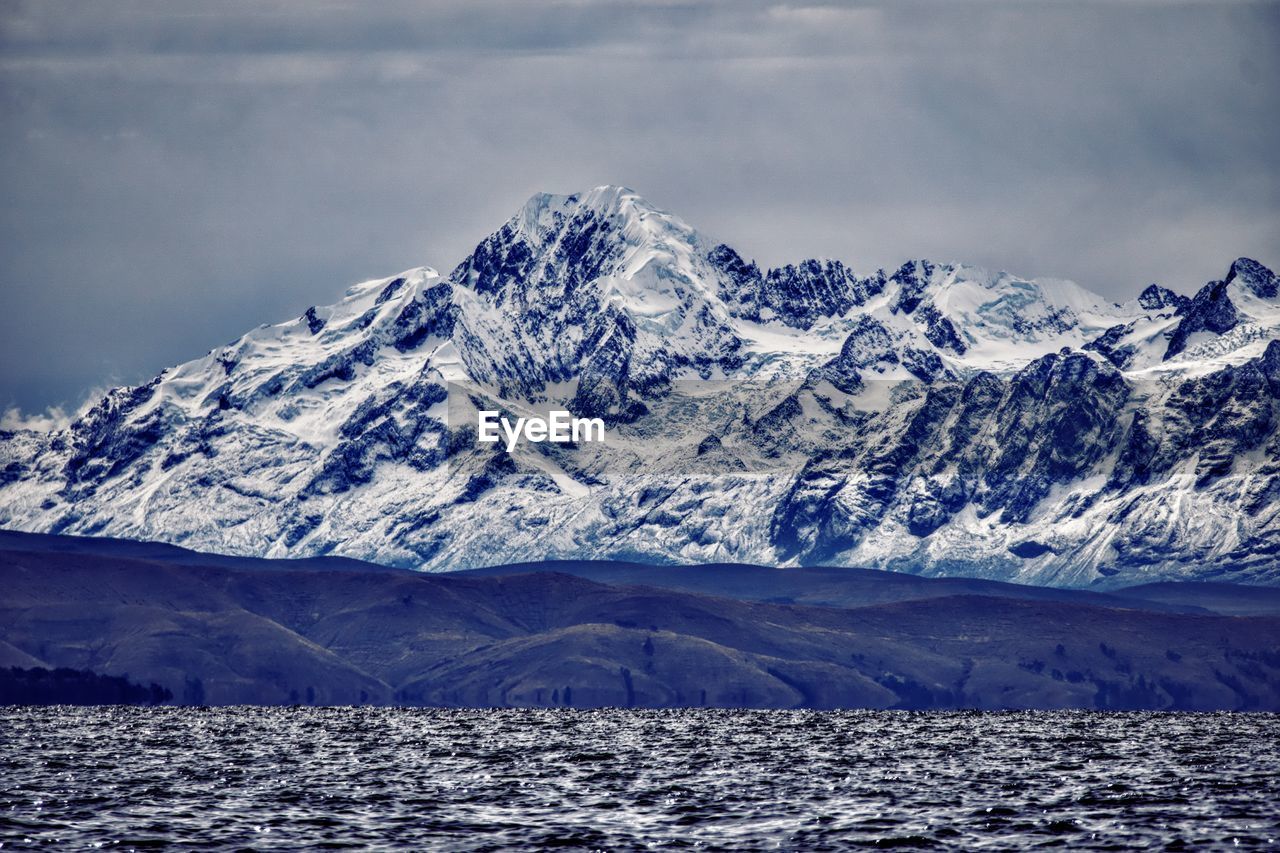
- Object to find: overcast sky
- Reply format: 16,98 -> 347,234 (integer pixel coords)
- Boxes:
1,0 -> 1277,416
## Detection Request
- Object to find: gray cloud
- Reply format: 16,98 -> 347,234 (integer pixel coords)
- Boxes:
2,0 -> 1278,413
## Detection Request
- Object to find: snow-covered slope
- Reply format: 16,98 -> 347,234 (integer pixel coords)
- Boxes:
1,186 -> 1278,587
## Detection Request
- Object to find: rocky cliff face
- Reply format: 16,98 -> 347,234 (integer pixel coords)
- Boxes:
1,186 -> 1277,587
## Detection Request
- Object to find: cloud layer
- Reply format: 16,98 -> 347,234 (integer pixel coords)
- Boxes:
2,0 -> 1277,412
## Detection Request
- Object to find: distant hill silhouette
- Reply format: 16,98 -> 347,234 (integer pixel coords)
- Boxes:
2,530 -> 1278,709
1,665 -> 171,706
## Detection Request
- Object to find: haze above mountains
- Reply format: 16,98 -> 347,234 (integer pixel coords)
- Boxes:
1,187 -> 1278,588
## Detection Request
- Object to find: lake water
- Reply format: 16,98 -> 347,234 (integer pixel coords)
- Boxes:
2,708 -> 1278,849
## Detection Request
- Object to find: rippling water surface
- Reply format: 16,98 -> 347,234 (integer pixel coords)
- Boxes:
2,708 -> 1278,850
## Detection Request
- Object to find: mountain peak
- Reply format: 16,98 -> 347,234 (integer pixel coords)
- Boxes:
514,186 -> 670,242
1226,257 -> 1278,299
455,186 -> 708,301
1137,283 -> 1188,312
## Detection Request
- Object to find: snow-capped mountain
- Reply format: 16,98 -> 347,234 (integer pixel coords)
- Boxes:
2,186 -> 1278,587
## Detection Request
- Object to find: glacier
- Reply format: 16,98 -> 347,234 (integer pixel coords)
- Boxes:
1,185 -> 1278,588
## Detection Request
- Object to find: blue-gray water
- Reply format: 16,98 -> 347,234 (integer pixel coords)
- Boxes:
2,708 -> 1278,850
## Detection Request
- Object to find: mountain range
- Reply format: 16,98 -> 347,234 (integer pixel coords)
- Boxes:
1,186 -> 1278,588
